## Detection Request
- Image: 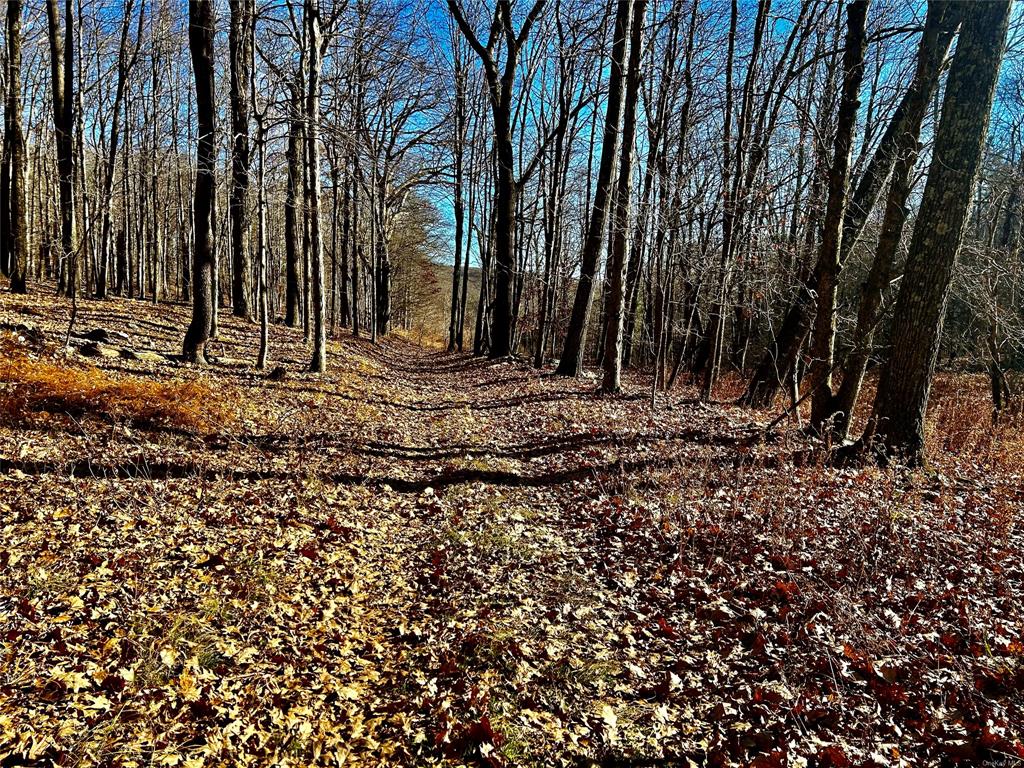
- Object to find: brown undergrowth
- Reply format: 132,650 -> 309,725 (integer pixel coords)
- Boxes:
926,373 -> 1024,467
0,341 -> 231,433
0,289 -> 1022,768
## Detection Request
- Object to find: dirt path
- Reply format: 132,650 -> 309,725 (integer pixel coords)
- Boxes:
4,292 -> 743,768
2,292 -> 1023,767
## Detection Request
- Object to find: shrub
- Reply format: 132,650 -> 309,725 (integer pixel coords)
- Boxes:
0,348 -> 230,432
926,373 -> 1024,469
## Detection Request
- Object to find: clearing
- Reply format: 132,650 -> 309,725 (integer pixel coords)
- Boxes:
1,291 -> 1023,767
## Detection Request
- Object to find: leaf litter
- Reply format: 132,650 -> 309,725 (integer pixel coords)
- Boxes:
1,291 -> 1022,767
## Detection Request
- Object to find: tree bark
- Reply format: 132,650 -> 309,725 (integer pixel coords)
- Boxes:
228,0 -> 254,318
350,165 -> 361,337
45,0 -> 77,299
448,33 -> 468,352
488,85 -> 517,358
458,122 -> 477,351
807,0 -> 869,429
182,0 -> 216,364
743,3 -> 960,410
831,2 -> 958,439
255,109 -> 269,370
5,0 -> 28,294
306,0 -> 326,372
601,0 -> 645,394
864,0 -> 1011,465
285,86 -> 303,328
556,0 -> 630,376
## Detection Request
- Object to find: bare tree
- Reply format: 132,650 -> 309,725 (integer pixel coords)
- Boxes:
829,1 -> 959,439
447,0 -> 547,359
305,0 -> 327,372
95,0 -> 144,299
806,0 -> 870,430
45,0 -> 77,298
229,0 -> 255,318
285,79 -> 304,329
3,0 -> 29,294
601,0 -> 646,393
557,0 -> 630,376
182,0 -> 216,363
447,17 -> 469,352
863,0 -> 1012,464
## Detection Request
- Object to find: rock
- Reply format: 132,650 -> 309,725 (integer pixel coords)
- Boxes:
79,342 -> 121,359
5,322 -> 43,346
78,328 -> 111,343
76,327 -> 131,344
119,348 -> 166,363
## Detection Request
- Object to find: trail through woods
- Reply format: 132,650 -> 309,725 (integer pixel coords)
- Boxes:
2,292 -> 1024,766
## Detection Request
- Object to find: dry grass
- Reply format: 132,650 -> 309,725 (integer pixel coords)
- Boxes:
715,365 -> 1024,470
926,373 -> 1024,469
0,345 -> 230,433
391,325 -> 448,350
844,371 -> 1024,469
709,370 -> 749,401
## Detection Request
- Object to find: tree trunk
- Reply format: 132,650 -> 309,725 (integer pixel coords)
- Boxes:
285,85 -> 303,328
556,0 -> 631,376
5,0 -> 28,294
601,0 -> 645,394
374,212 -> 390,337
351,162 -> 361,337
864,0 -> 1011,465
489,110 -> 516,358
700,0 -> 739,401
447,0 -> 547,359
182,0 -> 216,364
255,104 -> 269,369
228,0 -> 254,319
306,0 -> 326,372
458,126 -> 477,351
96,0 -> 141,300
831,2 -> 958,439
0,73 -> 9,283
448,43 -> 467,352
743,3 -> 953,410
474,207 -> 494,356
338,155 -> 351,328
46,0 -> 77,299
807,0 -> 870,429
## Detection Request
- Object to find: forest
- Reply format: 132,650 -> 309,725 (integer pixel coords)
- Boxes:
2,0 -> 1024,765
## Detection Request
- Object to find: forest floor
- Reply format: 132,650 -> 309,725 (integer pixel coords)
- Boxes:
1,290 -> 1023,768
